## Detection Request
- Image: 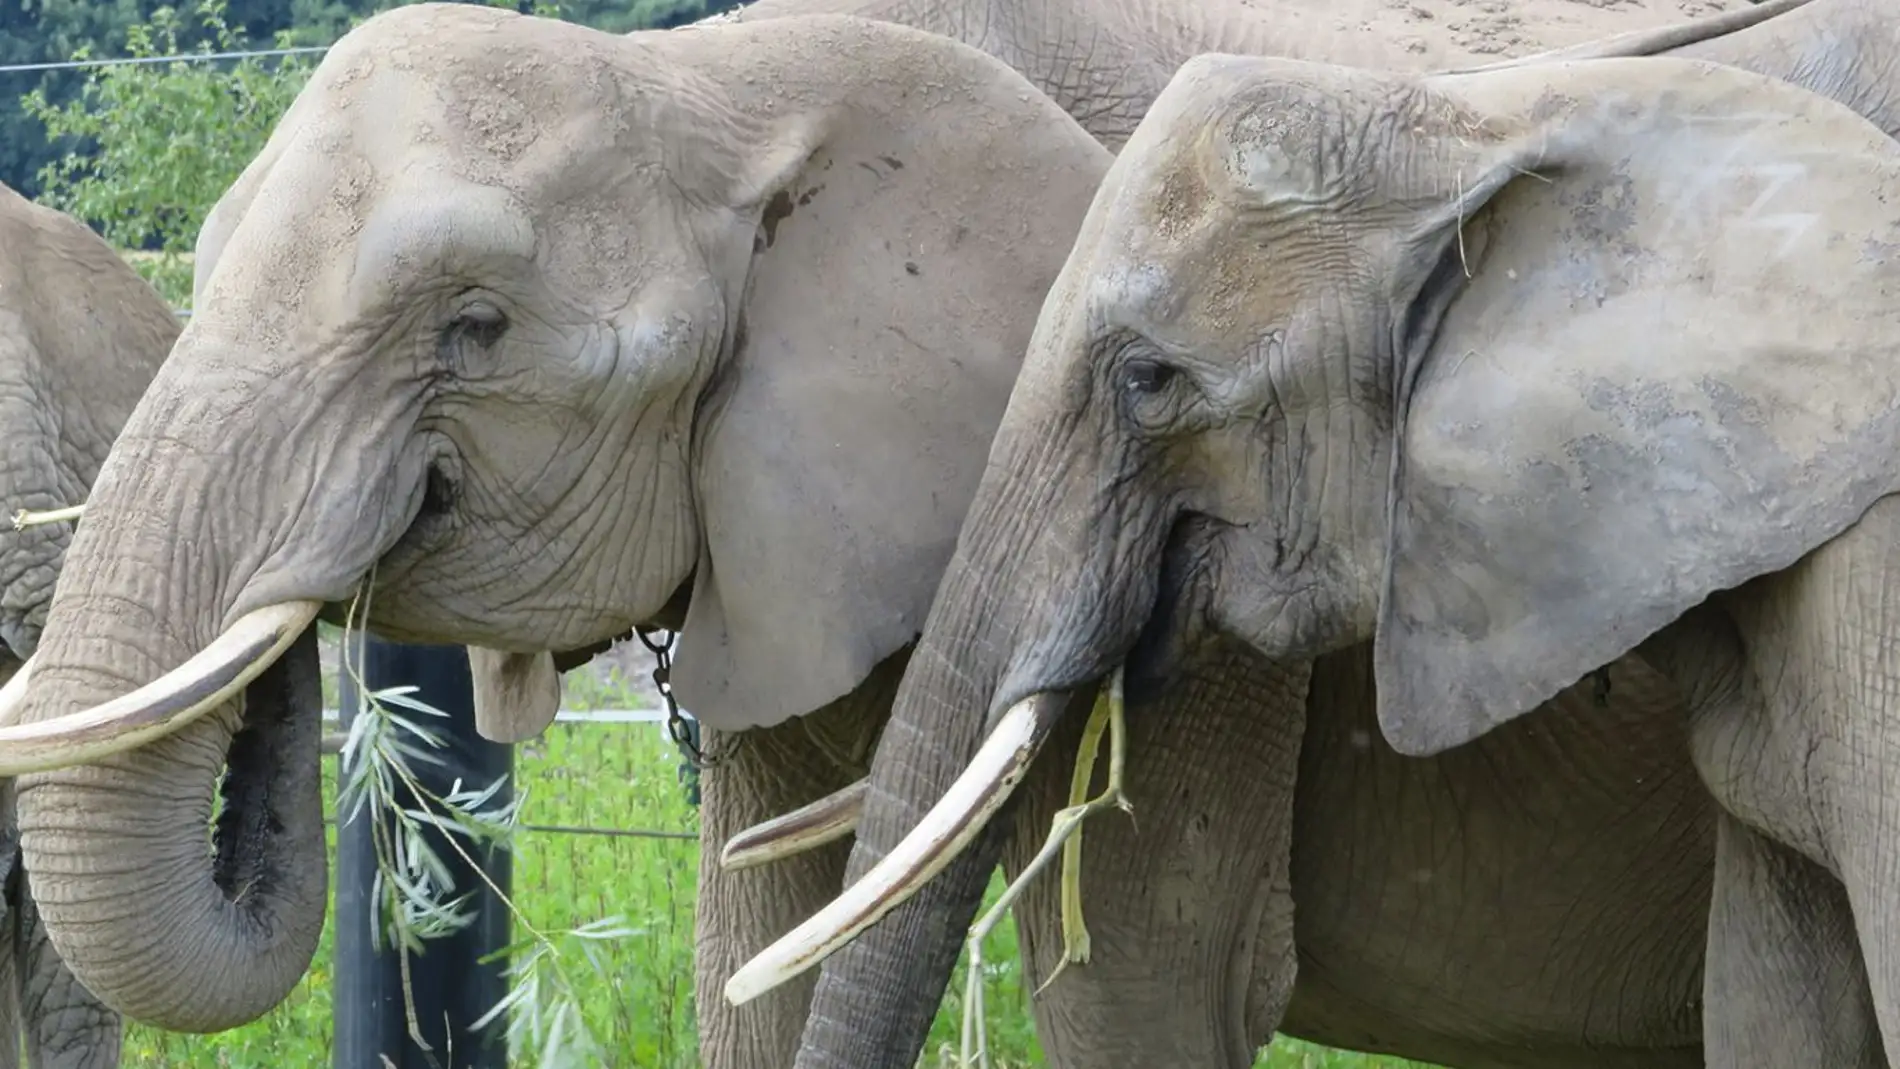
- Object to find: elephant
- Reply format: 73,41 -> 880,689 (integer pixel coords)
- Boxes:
0,2 -> 1116,1053
725,22 -> 1900,1069
0,180 -> 182,1065
0,0 -> 1888,1067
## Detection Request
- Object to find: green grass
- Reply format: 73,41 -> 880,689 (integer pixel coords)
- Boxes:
119,663 -> 1432,1068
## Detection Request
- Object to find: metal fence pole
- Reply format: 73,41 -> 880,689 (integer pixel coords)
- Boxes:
333,638 -> 514,1069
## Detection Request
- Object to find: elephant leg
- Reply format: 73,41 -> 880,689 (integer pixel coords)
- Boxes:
692,650 -> 904,1069
1664,494 -> 1900,1064
1003,636 -> 1309,1068
1705,810 -> 1880,1067
14,872 -> 120,1069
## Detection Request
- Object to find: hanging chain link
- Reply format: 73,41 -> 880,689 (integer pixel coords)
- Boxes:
636,625 -> 718,770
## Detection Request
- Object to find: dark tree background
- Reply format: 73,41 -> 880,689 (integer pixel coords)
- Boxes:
0,0 -> 745,199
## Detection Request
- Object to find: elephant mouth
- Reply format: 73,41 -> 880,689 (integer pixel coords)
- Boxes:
1124,511 -> 1227,698
373,449 -> 465,586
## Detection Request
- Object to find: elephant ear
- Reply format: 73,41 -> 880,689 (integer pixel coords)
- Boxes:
666,18 -> 1109,731
1370,56 -> 1900,756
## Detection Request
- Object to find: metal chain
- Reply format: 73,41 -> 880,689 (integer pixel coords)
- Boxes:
636,625 -> 720,771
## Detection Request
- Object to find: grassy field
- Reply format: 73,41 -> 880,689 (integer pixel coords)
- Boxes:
109,652 -> 1434,1069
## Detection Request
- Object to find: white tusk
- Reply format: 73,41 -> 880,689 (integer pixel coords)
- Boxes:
720,779 -> 868,872
0,601 -> 321,776
724,691 -> 1069,1006
11,504 -> 84,531
0,654 -> 35,727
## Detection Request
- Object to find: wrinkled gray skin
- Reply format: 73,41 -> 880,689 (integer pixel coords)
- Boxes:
785,8 -> 1900,1069
5,0 -> 1880,1065
0,181 -> 179,1066
0,786 -> 120,1069
723,0 -> 1763,149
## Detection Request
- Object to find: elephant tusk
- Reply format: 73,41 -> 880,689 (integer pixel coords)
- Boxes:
963,668 -> 1132,1064
0,601 -> 320,776
0,653 -> 36,726
11,504 -> 84,531
723,691 -> 1070,1006
720,779 -> 868,872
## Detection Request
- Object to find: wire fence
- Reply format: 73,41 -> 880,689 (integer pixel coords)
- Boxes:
0,45 -> 332,76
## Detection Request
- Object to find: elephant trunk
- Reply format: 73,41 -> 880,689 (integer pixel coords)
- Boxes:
8,379 -> 341,1032
758,422 -> 1171,1068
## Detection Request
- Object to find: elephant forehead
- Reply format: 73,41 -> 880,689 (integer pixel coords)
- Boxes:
1086,256 -> 1181,328
351,184 -> 537,300
1085,174 -> 1286,345
1091,79 -> 1336,333
1084,151 -> 1226,325
1139,53 -> 1395,204
307,7 -> 716,186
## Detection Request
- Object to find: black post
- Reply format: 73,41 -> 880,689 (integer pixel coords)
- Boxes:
334,637 -> 514,1069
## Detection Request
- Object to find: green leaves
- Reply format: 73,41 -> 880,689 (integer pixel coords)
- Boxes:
23,0 -> 313,305
337,619 -> 633,1069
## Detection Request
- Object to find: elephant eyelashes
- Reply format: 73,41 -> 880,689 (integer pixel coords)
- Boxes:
436,300 -> 509,370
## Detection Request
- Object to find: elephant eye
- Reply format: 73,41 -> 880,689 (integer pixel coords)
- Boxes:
438,299 -> 509,367
1120,358 -> 1178,396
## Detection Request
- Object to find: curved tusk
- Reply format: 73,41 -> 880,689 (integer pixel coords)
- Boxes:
720,779 -> 868,872
0,601 -> 321,776
0,653 -> 35,727
724,690 -> 1069,1006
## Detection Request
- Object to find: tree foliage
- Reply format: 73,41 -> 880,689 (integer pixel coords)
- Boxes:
23,0 -> 315,301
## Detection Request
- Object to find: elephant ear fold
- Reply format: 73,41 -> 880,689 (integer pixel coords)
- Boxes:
1370,57 -> 1900,757
668,18 -> 1109,732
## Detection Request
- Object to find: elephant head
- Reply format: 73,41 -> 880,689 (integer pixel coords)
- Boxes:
0,2 -> 1108,1032
727,53 -> 1900,1065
